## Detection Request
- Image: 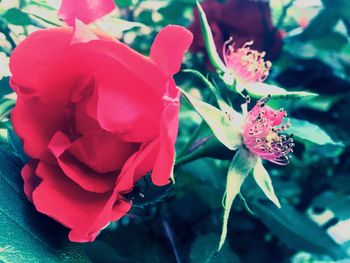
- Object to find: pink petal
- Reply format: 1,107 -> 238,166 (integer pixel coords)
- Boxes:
21,160 -> 40,202
111,198 -> 132,221
116,139 -> 160,193
11,97 -> 68,160
150,25 -> 193,76
93,66 -> 163,142
58,0 -> 116,26
48,131 -> 117,193
151,81 -> 180,186
68,131 -> 136,174
10,28 -> 168,107
32,162 -> 127,242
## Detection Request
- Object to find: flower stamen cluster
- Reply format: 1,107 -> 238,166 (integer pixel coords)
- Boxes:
243,96 -> 294,165
223,38 -> 272,84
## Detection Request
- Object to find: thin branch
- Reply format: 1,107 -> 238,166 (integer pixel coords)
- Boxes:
162,219 -> 182,263
275,0 -> 295,30
0,25 -> 16,49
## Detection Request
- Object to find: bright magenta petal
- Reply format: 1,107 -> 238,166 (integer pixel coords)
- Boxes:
9,28 -> 72,98
116,139 -> 160,193
152,82 -> 180,186
32,162 -> 126,242
11,97 -> 68,160
58,0 -> 116,26
150,25 -> 193,76
10,28 -> 168,106
68,131 -> 135,173
94,66 -> 163,142
111,198 -> 132,221
21,160 -> 40,202
48,132 -> 117,193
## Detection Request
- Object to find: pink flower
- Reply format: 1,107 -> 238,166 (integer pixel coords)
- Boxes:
243,96 -> 294,165
188,0 -> 283,62
223,38 -> 272,84
58,0 -> 116,26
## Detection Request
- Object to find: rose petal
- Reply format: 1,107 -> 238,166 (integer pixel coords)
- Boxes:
11,97 -> 68,160
151,82 -> 180,186
116,139 -> 160,193
74,93 -> 102,134
94,66 -> 163,142
21,160 -> 40,202
111,198 -> 132,221
58,0 -> 116,26
10,29 -> 168,106
32,162 -> 128,242
150,25 -> 193,76
9,28 -> 72,97
68,131 -> 135,173
48,131 -> 118,193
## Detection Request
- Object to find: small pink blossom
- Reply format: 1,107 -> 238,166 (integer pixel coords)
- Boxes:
58,0 -> 116,26
223,38 -> 272,84
243,96 -> 294,165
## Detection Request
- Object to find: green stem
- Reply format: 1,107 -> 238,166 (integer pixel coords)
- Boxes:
175,151 -> 200,167
196,0 -> 226,73
177,120 -> 206,160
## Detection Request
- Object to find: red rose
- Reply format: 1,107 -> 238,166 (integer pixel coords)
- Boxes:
10,22 -> 192,242
189,0 -> 282,61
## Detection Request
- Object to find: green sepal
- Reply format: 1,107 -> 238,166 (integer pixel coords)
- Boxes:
219,148 -> 257,251
181,89 -> 242,150
245,83 -> 318,99
253,158 -> 281,208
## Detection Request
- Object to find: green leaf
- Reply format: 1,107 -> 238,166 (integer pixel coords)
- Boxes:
114,0 -> 133,8
0,98 -> 15,121
190,233 -> 240,263
301,9 -> 339,40
2,8 -> 32,26
0,149 -> 90,262
322,0 -> 350,20
83,241 -> 133,263
251,200 -> 347,259
245,83 -> 317,99
288,118 -> 341,146
97,223 -> 173,263
181,89 -> 242,150
6,122 -> 28,163
312,192 -> 350,220
0,77 -> 13,98
196,0 -> 226,72
253,159 -> 281,208
101,18 -> 147,33
219,148 -> 257,250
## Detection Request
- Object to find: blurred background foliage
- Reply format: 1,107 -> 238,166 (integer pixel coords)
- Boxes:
0,0 -> 350,262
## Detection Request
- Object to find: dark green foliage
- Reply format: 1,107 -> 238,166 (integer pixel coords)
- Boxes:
0,150 -> 90,263
0,0 -> 349,262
